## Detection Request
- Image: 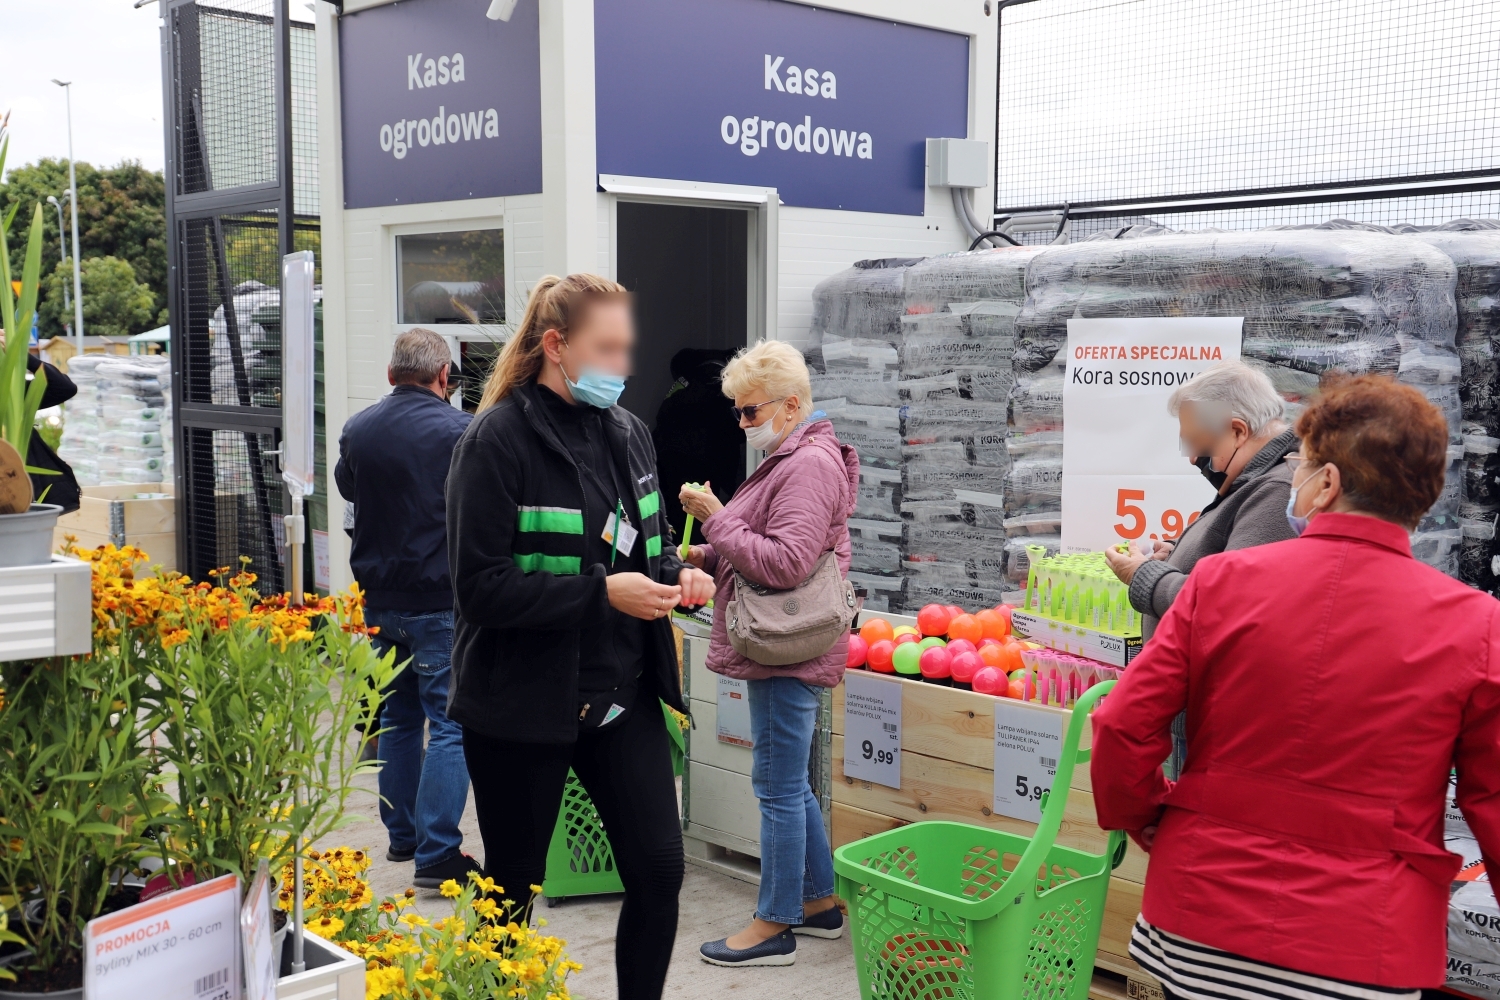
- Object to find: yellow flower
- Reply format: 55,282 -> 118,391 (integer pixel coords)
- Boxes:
529,883 -> 544,894
438,879 -> 462,898
310,915 -> 346,939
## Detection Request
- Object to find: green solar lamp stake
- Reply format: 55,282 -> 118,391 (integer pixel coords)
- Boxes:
679,481 -> 709,559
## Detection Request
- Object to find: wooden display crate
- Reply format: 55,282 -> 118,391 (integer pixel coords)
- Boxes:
53,484 -> 176,572
830,669 -> 1148,978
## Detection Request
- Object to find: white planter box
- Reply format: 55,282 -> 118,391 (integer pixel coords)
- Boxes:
0,556 -> 91,662
276,933 -> 364,1000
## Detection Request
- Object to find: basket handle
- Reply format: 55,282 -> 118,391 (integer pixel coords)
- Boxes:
995,679 -> 1119,907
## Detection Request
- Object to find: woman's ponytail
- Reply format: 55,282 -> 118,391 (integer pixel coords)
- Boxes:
477,272 -> 628,412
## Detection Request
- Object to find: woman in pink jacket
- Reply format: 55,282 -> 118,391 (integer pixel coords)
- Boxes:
1091,375 -> 1500,1000
678,340 -> 859,968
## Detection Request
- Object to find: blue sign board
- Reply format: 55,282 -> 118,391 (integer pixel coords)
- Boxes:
339,0 -> 542,209
595,0 -> 970,216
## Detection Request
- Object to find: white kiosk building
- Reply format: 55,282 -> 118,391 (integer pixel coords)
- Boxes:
314,0 -> 997,869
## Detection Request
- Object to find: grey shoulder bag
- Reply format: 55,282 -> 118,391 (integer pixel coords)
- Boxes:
725,551 -> 858,666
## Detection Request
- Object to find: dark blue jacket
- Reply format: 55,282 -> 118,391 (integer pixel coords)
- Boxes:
335,384 -> 471,611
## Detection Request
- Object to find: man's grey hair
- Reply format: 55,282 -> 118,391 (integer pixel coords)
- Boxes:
1167,360 -> 1285,435
390,327 -> 452,385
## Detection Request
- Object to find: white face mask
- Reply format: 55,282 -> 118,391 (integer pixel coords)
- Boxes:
744,407 -> 789,451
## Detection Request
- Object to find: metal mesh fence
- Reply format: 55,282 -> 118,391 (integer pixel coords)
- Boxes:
172,1 -> 277,195
182,426 -> 286,589
994,0 -> 1500,230
291,23 -> 319,216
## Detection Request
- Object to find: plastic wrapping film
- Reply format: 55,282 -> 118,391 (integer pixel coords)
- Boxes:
58,354 -> 173,488
1405,232 -> 1500,591
1015,229 -> 1464,577
808,257 -> 924,348
892,249 -> 1041,610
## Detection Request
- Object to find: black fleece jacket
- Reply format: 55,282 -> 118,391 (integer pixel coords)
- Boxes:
446,381 -> 687,744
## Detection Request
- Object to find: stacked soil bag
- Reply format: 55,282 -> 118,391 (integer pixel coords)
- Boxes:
1015,230 -> 1464,577
807,258 -> 924,612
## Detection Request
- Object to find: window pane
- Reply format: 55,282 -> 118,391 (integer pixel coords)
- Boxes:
398,229 -> 505,324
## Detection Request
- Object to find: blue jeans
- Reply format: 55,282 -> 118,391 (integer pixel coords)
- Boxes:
367,608 -> 468,870
747,676 -> 835,925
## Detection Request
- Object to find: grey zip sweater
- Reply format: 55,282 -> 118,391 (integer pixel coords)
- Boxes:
1130,428 -> 1300,640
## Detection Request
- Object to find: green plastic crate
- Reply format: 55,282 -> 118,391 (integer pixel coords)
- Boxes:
834,682 -> 1124,1000
542,701 -> 687,900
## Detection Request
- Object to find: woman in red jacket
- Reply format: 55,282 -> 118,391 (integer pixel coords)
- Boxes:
1092,375 -> 1500,1000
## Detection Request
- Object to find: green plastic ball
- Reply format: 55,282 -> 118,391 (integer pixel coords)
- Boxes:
892,642 -> 923,675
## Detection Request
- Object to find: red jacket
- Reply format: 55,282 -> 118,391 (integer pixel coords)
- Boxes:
1092,512 -> 1500,988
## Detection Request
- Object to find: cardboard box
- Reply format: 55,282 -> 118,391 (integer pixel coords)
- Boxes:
54,485 -> 176,572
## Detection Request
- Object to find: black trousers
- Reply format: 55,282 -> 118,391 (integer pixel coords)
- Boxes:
462,692 -> 684,1000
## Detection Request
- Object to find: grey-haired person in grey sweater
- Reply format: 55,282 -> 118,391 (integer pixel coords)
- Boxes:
1105,361 -> 1299,641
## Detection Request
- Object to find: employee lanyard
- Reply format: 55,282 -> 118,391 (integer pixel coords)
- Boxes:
611,498 -> 624,567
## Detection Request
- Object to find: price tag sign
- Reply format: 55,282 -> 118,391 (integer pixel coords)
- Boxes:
1061,316 -> 1242,554
240,862 -> 276,1000
993,701 -> 1063,824
716,674 -> 753,747
843,672 -> 901,789
85,872 -> 242,1000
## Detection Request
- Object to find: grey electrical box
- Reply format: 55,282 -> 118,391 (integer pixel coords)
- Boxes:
925,137 -> 991,188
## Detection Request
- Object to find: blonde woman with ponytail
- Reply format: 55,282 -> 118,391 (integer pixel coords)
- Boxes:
447,274 -> 714,1000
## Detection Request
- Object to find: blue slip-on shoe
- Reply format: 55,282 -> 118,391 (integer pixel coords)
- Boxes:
699,929 -> 797,967
790,906 -> 844,939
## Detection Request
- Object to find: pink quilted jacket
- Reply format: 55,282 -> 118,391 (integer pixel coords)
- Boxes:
698,417 -> 859,687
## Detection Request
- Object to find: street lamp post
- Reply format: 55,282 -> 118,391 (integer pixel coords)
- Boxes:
51,80 -> 84,360
45,194 -> 71,339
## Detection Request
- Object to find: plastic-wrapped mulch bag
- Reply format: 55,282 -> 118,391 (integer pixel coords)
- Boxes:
1014,230 -> 1464,576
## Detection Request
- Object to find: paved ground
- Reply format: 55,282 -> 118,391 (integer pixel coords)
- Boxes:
317,757 -> 860,1000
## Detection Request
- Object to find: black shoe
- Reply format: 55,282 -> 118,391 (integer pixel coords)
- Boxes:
790,906 -> 844,939
386,846 -> 415,863
412,852 -> 482,890
699,929 -> 796,967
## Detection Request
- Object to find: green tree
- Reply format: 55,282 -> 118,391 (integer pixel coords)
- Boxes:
40,256 -> 155,339
0,158 -> 166,338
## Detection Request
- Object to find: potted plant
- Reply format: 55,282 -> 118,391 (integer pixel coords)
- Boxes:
0,625 -> 169,996
0,129 -> 63,568
131,561 -> 396,979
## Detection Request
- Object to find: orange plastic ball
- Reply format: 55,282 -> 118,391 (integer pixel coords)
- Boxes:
977,643 -> 1007,668
974,608 -> 1009,641
1000,641 -> 1027,674
993,603 -> 1015,633
1006,678 -> 1026,700
947,613 -> 983,644
859,618 -> 895,646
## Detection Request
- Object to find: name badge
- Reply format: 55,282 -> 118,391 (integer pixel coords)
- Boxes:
603,511 -> 638,558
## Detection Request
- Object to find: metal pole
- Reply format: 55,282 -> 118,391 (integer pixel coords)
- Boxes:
287,489 -> 305,974
52,81 -> 84,358
46,196 -> 71,336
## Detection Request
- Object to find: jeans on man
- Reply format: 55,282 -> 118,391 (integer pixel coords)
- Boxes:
747,676 -> 835,925
367,608 -> 468,870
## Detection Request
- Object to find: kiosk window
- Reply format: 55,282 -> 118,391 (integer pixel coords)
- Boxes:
397,229 -> 505,325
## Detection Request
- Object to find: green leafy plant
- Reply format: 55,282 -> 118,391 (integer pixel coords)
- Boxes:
0,130 -> 50,481
0,648 -> 170,985
141,574 -> 400,889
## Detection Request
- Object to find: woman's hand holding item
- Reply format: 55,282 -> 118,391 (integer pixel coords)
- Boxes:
677,567 -> 715,606
679,482 -> 723,521
683,544 -> 708,569
1104,540 -> 1151,585
606,572 -> 683,620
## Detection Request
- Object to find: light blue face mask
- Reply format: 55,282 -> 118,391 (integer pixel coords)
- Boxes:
560,349 -> 627,409
1284,485 -> 1309,537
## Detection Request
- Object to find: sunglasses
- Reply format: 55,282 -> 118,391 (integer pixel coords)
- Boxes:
731,398 -> 785,422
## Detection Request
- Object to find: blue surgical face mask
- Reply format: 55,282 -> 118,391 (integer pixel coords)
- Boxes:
1285,466 -> 1316,536
560,347 -> 626,409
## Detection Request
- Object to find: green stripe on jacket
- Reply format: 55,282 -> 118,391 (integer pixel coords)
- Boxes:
516,506 -> 584,535
514,552 -> 582,575
637,491 -> 661,520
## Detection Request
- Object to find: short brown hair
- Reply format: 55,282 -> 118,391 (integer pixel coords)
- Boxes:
1294,375 -> 1448,528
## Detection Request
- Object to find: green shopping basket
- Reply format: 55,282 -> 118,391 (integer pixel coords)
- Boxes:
541,701 -> 687,901
833,681 -> 1125,1000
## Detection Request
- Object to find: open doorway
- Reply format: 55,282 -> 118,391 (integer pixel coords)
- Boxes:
616,201 -> 750,546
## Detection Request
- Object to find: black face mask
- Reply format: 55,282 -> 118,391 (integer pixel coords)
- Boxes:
1193,454 -> 1228,490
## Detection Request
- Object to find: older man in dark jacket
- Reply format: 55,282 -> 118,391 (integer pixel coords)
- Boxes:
335,327 -> 475,888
